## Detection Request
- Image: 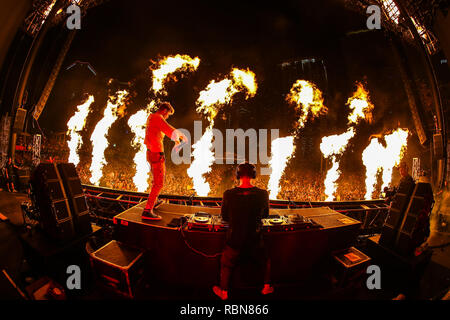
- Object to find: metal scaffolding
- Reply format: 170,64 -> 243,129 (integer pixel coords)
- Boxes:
22,0 -> 111,37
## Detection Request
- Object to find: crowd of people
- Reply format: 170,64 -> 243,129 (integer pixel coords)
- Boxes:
74,159 -> 370,201
2,134 -> 372,201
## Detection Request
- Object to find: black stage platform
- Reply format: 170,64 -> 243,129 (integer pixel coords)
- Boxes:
113,201 -> 361,288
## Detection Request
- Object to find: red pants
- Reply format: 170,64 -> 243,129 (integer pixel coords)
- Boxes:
145,151 -> 165,210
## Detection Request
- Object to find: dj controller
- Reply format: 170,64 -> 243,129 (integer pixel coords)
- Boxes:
185,212 -> 322,232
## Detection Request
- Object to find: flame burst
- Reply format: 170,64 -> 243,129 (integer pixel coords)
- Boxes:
320,128 -> 355,201
151,54 -> 200,95
188,68 -> 257,196
286,80 -> 328,129
89,90 -> 128,185
129,55 -> 200,192
187,128 -> 215,196
66,95 -> 94,166
268,80 -> 327,199
196,68 -> 257,127
347,82 -> 374,125
319,82 -> 373,201
268,136 -> 296,199
362,128 -> 409,199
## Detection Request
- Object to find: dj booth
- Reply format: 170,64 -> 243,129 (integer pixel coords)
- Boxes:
111,202 -> 361,287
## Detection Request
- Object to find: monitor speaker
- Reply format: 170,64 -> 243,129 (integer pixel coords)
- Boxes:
57,163 -> 92,235
29,163 -> 76,241
379,177 -> 415,247
395,183 -> 434,256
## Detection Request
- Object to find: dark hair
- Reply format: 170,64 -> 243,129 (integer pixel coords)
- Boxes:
236,162 -> 256,179
158,102 -> 174,114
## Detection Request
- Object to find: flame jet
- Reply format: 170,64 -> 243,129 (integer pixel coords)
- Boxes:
187,68 -> 257,196
268,80 -> 327,199
320,128 -> 355,201
267,136 -> 296,200
319,82 -> 374,201
151,54 -> 200,95
128,55 -> 200,191
347,82 -> 374,125
89,90 -> 129,185
363,128 -> 409,199
66,95 -> 94,166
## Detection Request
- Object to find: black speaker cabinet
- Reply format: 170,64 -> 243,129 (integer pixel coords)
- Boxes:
395,183 -> 433,256
379,177 -> 415,247
89,240 -> 145,298
57,163 -> 92,235
30,163 -> 76,241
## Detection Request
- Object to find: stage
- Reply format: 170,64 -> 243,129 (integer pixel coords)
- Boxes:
112,201 -> 361,288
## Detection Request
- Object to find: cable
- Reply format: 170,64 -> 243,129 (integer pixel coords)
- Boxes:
178,221 -> 223,258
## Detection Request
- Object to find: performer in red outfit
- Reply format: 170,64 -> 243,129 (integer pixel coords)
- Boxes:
142,102 -> 187,220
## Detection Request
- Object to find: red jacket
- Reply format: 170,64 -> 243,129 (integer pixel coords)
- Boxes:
144,113 -> 177,152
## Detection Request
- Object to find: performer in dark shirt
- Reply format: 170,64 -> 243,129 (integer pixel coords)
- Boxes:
213,162 -> 273,300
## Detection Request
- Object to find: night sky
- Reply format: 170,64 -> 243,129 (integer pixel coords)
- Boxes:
38,0 -> 424,173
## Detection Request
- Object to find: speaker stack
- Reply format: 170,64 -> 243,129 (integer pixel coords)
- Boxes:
29,163 -> 91,242
57,163 -> 92,236
379,180 -> 433,256
395,182 -> 433,256
379,177 -> 415,248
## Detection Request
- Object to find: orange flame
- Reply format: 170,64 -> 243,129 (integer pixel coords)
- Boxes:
66,95 -> 94,167
320,128 -> 355,201
362,128 -> 409,199
286,80 -> 328,129
151,54 -> 200,95
268,80 -> 327,199
89,90 -> 128,185
130,55 -> 200,192
347,82 -> 374,125
319,81 -> 374,200
189,68 -> 257,196
268,136 -> 296,199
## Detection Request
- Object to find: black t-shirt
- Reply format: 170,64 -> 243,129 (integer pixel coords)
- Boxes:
221,186 -> 269,250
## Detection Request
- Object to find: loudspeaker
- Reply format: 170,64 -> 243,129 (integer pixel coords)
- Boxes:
57,163 -> 92,235
29,163 -> 76,241
379,176 -> 415,247
395,182 -> 433,256
13,108 -> 27,132
90,240 -> 145,298
433,134 -> 444,159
